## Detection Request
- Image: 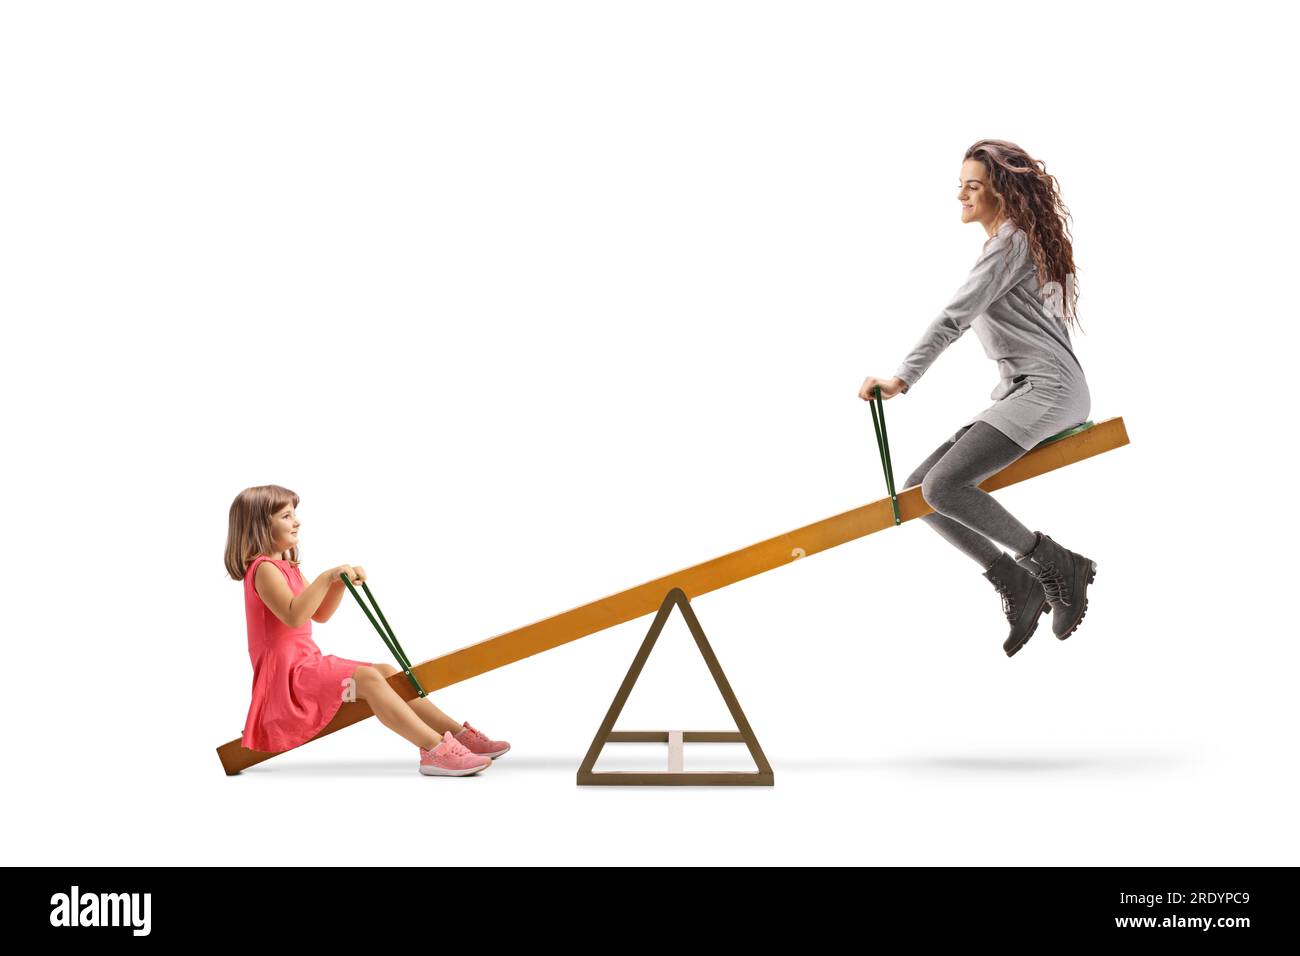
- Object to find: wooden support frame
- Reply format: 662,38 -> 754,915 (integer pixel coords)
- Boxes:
217,416 -> 1129,774
576,588 -> 773,786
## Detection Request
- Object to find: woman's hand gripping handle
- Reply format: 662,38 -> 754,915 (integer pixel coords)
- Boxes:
858,375 -> 908,402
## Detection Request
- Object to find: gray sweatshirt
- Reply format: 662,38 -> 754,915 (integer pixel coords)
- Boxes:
892,219 -> 1090,450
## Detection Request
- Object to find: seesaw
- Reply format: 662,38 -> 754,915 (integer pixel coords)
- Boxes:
216,411 -> 1130,782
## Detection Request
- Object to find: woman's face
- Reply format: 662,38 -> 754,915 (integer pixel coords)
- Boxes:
269,503 -> 300,554
957,159 -> 1001,227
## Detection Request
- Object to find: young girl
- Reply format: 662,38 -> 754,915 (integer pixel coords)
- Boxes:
858,139 -> 1098,659
224,484 -> 511,775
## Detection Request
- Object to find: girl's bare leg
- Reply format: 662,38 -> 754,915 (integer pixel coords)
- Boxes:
360,663 -> 464,740
407,697 -> 464,738
353,666 -> 442,750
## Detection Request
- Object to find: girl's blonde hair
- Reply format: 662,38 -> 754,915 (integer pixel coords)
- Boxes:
224,484 -> 301,580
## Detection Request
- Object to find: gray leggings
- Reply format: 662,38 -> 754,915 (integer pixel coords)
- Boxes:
903,422 -> 1039,571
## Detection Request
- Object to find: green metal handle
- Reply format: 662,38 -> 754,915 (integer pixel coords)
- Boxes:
340,573 -> 427,698
867,384 -> 901,526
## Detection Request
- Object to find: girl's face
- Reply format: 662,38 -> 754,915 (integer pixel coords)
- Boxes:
957,159 -> 1001,227
268,503 -> 300,555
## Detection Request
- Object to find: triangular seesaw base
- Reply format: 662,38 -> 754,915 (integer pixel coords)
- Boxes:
576,588 -> 773,786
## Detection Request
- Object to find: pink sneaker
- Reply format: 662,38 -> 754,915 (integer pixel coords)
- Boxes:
453,720 -> 511,759
419,731 -> 491,776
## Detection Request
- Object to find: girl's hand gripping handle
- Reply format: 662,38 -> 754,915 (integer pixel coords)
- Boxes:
325,564 -> 366,585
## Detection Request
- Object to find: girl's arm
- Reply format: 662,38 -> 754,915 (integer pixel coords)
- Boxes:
312,577 -> 347,623
255,562 -> 347,629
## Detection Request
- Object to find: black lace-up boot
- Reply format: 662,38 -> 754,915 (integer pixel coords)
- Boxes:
982,552 -> 1052,657
1013,532 -> 1098,640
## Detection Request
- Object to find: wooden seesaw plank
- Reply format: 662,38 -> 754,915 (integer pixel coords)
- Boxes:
217,415 -> 1129,774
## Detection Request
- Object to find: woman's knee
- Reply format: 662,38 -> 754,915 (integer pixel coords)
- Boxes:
920,471 -> 940,508
904,464 -> 929,490
921,469 -> 962,511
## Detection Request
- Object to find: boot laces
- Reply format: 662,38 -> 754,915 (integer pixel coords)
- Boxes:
1036,559 -> 1071,606
990,577 -> 1016,621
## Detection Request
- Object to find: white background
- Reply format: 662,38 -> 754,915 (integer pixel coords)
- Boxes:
3,1 -> 1296,866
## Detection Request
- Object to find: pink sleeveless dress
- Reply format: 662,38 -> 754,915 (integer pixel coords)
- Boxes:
241,555 -> 373,753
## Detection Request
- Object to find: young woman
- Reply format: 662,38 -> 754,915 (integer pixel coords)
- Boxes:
858,139 -> 1097,658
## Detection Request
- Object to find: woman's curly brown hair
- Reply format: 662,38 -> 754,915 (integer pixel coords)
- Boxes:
965,139 -> 1083,334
